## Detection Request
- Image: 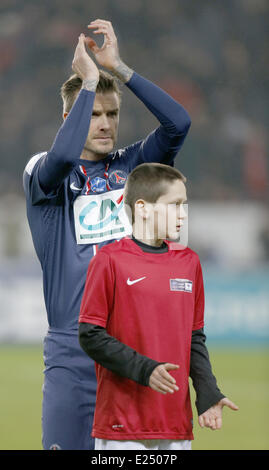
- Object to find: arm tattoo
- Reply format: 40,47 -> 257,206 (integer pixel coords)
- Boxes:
112,60 -> 134,83
82,78 -> 98,92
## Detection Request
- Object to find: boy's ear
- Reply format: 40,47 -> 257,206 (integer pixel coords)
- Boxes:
135,200 -> 149,219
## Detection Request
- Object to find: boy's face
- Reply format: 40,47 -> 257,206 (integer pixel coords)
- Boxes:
153,179 -> 187,240
134,179 -> 187,242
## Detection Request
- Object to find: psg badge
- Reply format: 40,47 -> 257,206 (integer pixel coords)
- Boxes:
109,170 -> 128,186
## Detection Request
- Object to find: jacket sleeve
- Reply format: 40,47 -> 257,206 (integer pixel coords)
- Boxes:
190,328 -> 225,415
125,72 -> 191,165
79,322 -> 160,386
24,89 -> 96,203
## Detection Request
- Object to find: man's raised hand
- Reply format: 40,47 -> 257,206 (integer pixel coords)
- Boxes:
86,19 -> 133,83
86,19 -> 120,71
72,34 -> 99,89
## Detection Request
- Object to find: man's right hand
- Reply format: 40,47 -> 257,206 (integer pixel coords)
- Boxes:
72,34 -> 99,85
149,363 -> 180,395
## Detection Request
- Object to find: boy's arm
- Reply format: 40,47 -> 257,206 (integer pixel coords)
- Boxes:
190,328 -> 239,429
190,259 -> 226,414
79,250 -> 160,385
190,258 -> 239,429
79,249 -> 179,394
190,328 -> 225,416
79,323 -> 179,394
79,322 -> 160,385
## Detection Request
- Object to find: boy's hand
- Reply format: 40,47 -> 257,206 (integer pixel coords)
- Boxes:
149,363 -> 179,395
198,397 -> 239,430
72,33 -> 99,83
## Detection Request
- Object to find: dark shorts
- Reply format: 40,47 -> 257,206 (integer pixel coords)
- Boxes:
42,328 -> 96,450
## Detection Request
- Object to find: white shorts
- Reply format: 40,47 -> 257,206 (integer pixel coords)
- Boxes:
95,438 -> 191,451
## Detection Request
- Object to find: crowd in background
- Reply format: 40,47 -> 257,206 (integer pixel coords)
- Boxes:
0,0 -> 268,202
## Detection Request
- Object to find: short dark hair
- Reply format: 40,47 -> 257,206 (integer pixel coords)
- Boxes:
60,70 -> 122,113
124,163 -> 186,222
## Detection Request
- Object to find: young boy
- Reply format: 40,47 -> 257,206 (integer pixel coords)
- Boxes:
79,163 -> 238,451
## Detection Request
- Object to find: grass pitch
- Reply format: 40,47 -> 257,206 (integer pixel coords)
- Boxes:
191,346 -> 269,450
0,345 -> 268,450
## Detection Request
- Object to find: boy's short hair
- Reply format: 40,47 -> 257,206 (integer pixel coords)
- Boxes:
124,163 -> 186,222
60,70 -> 122,113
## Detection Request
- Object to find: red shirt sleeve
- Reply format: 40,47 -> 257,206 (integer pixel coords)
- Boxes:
192,258 -> 205,331
79,250 -> 115,328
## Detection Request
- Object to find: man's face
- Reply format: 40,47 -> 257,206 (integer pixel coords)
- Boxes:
65,91 -> 120,160
85,91 -> 120,158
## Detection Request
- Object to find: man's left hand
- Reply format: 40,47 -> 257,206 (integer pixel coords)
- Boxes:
86,19 -> 121,71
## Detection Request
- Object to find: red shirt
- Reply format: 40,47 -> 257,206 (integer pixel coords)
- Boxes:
79,237 -> 205,440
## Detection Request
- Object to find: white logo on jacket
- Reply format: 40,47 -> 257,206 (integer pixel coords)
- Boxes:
73,189 -> 132,245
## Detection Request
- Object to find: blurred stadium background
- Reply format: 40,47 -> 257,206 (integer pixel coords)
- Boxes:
0,0 -> 268,450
